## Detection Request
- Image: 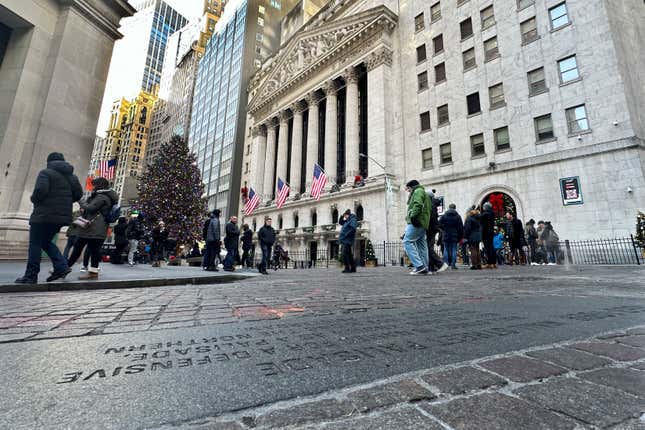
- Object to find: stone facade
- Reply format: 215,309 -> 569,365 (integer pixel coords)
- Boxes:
239,0 -> 645,259
0,0 -> 134,258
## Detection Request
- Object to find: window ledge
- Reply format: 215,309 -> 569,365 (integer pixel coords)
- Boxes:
418,87 -> 429,94
438,122 -> 450,128
481,22 -> 496,32
461,34 -> 474,43
560,77 -> 582,87
435,79 -> 447,86
471,154 -> 487,160
516,3 -> 535,12
467,112 -> 482,118
440,161 -> 454,166
551,22 -> 571,33
431,17 -> 441,24
433,50 -> 444,57
568,130 -> 592,138
420,128 -> 432,135
463,65 -> 477,73
416,59 -> 427,66
495,148 -> 512,154
536,137 -> 557,145
415,28 -> 425,34
529,88 -> 549,97
484,54 -> 500,64
490,102 -> 506,111
521,36 -> 541,46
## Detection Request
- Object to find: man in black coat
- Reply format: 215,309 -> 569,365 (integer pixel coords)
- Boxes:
241,224 -> 254,268
222,216 -> 240,271
257,217 -> 276,275
480,202 -> 497,268
505,211 -> 526,265
426,190 -> 448,273
438,204 -> 464,269
16,152 -> 83,284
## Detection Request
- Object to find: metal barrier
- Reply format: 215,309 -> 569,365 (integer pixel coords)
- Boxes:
562,235 -> 643,265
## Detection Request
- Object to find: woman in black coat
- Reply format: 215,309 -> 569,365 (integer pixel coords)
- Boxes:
112,217 -> 128,264
464,209 -> 482,270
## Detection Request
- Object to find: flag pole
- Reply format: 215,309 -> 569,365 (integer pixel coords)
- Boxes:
315,163 -> 337,188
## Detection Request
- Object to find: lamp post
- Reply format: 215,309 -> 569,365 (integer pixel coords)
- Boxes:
359,153 -> 391,244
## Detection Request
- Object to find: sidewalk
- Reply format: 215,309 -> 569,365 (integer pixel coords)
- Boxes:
0,261 -> 256,293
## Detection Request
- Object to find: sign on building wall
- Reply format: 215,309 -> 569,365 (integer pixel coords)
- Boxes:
560,176 -> 583,206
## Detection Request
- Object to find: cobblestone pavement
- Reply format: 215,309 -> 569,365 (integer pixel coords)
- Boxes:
1,265 -> 644,343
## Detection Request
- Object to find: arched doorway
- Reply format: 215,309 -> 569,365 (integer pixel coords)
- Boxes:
481,191 -> 517,227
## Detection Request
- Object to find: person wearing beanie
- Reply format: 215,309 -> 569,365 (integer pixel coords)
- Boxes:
404,179 -> 431,275
16,152 -> 83,284
480,202 -> 497,269
339,209 -> 358,273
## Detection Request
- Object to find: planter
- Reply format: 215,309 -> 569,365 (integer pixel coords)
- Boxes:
365,259 -> 378,267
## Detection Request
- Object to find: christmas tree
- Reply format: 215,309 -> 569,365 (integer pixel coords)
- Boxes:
636,211 -> 645,246
136,135 -> 207,246
365,240 -> 377,262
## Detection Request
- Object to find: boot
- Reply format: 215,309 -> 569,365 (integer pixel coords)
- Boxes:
79,270 -> 98,280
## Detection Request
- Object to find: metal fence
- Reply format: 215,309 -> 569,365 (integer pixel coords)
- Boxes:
561,236 -> 643,265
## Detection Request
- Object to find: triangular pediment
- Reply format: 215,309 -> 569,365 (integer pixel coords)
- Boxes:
248,5 -> 397,114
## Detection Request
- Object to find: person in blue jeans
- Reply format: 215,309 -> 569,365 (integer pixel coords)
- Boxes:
494,227 -> 506,265
222,216 -> 240,271
16,152 -> 83,284
439,203 -> 464,269
403,180 -> 431,275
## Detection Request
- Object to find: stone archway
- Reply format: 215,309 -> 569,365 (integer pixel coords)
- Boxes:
474,185 -> 525,223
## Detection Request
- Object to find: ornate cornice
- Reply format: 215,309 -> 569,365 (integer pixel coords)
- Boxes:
278,110 -> 291,122
305,91 -> 323,106
343,66 -> 360,84
291,100 -> 306,114
366,46 -> 394,71
251,125 -> 266,138
60,0 -> 135,40
322,80 -> 340,96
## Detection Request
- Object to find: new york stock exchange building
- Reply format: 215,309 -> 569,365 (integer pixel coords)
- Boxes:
238,0 -> 645,260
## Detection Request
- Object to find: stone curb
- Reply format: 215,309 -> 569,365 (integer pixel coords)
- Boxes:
0,273 -> 256,293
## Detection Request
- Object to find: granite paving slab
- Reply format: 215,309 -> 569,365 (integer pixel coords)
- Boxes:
421,366 -> 506,395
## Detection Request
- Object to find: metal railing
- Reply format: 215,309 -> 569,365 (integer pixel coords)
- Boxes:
561,235 -> 643,265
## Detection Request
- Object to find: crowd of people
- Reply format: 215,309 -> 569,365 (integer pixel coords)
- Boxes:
402,179 -> 562,275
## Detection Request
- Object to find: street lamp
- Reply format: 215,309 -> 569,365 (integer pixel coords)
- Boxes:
359,153 -> 391,244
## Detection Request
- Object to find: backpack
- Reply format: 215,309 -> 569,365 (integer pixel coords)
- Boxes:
104,203 -> 121,224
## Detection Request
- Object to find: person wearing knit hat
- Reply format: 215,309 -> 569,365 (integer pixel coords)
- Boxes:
339,209 -> 358,273
15,152 -> 83,284
404,179 -> 431,275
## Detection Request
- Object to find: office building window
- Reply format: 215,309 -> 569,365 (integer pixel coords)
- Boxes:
517,0 -> 534,10
489,83 -> 505,109
433,34 -> 444,55
463,48 -> 476,71
438,104 -> 450,126
466,92 -> 481,115
484,36 -> 499,61
566,104 -> 590,134
534,114 -> 555,142
440,143 -> 452,164
528,67 -> 547,96
415,13 -> 425,32
457,0 -> 469,7
418,71 -> 429,91
435,62 -> 447,83
549,2 -> 569,29
431,2 -> 442,22
460,18 -> 473,40
481,6 -> 495,30
471,134 -> 485,157
494,126 -> 511,151
422,148 -> 433,170
417,44 -> 427,63
558,55 -> 579,83
420,111 -> 432,132
521,17 -> 539,44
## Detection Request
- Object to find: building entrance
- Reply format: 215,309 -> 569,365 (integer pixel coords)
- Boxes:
481,192 -> 517,226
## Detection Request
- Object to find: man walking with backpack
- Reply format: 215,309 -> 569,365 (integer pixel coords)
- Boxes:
16,152 -> 83,284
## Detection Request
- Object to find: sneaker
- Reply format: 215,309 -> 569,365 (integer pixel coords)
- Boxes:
15,276 -> 37,284
46,268 -> 72,282
547,262 -> 557,266
437,263 -> 449,273
410,267 -> 428,275
80,266 -> 88,273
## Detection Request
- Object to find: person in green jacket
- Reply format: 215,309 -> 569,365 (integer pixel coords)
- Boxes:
404,180 -> 431,275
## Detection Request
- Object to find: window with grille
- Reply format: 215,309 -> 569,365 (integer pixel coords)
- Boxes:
435,62 -> 447,83
534,114 -> 555,142
521,17 -> 538,44
460,18 -> 473,40
467,92 -> 481,115
528,67 -> 547,95
481,6 -> 495,30
433,34 -> 444,55
494,127 -> 511,151
566,104 -> 589,134
418,71 -> 429,91
417,44 -> 427,63
549,2 -> 569,30
558,55 -> 579,83
463,48 -> 476,71
415,13 -> 425,32
440,143 -> 452,164
517,0 -> 534,10
489,83 -> 505,109
420,111 -> 431,132
471,134 -> 485,157
438,104 -> 450,126
484,36 -> 499,61
422,148 -> 433,170
431,2 -> 442,22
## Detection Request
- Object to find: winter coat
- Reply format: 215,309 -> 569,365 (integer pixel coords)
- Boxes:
29,160 -> 83,225
206,217 -> 221,242
479,208 -> 496,241
507,218 -> 525,246
493,232 -> 505,250
113,222 -> 128,246
464,214 -> 482,244
224,221 -> 240,249
544,227 -> 560,248
126,219 -> 143,240
439,209 -> 464,244
77,189 -> 118,240
406,185 -> 430,229
152,227 -> 169,245
339,214 -> 358,245
526,224 -> 538,245
242,229 -> 253,251
258,225 -> 276,246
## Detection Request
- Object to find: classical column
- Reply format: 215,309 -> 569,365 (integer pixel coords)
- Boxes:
275,110 -> 290,190
305,92 -> 321,193
263,118 -> 278,200
323,81 -> 339,186
344,67 -> 360,185
289,101 -> 305,195
251,125 -> 267,196
366,48 -> 393,179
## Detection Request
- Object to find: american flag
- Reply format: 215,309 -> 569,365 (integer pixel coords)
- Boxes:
244,188 -> 260,216
98,159 -> 117,180
276,178 -> 290,209
311,163 -> 327,201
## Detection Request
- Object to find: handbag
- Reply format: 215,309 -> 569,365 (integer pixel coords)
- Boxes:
72,215 -> 97,229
